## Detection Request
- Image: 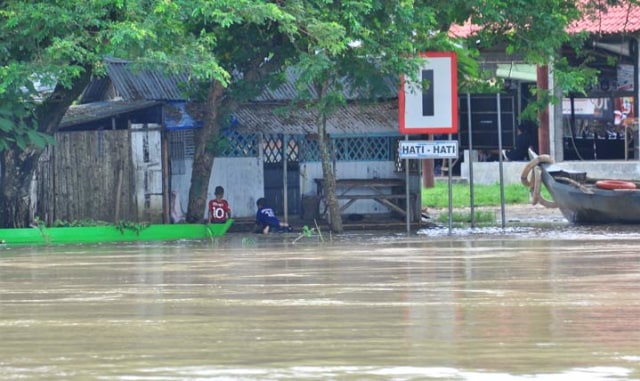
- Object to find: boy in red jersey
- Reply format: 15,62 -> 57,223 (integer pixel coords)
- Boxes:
208,186 -> 231,224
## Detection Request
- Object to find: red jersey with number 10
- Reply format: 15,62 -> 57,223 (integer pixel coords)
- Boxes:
208,199 -> 231,223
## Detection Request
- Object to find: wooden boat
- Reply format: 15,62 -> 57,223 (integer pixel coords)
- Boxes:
523,151 -> 640,224
0,220 -> 233,246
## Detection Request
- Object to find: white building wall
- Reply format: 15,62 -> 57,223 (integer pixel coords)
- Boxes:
171,158 -> 410,220
461,152 -> 640,185
300,160 -> 402,215
171,157 -> 263,220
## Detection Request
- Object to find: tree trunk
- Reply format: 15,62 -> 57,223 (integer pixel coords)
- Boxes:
317,113 -> 344,233
0,67 -> 92,228
0,148 -> 40,228
186,81 -> 225,223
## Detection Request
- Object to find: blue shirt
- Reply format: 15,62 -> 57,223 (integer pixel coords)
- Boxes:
256,207 -> 280,226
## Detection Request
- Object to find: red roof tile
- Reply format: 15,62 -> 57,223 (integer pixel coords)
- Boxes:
569,1 -> 640,34
450,1 -> 640,38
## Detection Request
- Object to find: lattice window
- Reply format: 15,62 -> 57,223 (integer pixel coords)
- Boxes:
168,129 -> 195,175
218,129 -> 259,158
300,138 -> 321,161
262,134 -> 300,164
335,136 -> 393,161
299,136 -> 396,162
285,135 -> 299,162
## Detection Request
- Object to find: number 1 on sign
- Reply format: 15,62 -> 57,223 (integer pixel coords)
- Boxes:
422,69 -> 434,116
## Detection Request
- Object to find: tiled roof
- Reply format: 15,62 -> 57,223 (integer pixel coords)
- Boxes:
450,1 -> 640,38
568,1 -> 640,34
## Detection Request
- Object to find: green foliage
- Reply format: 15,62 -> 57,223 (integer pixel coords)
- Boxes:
0,102 -> 55,151
0,0 -> 155,151
52,218 -> 112,227
436,210 -> 496,224
115,220 -> 150,236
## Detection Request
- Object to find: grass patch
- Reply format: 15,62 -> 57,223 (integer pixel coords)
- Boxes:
422,181 -> 549,208
435,210 -> 496,224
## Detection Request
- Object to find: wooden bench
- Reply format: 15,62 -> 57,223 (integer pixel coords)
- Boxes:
314,178 -> 415,218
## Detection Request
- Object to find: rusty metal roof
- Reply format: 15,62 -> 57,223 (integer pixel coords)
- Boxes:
234,101 -> 400,136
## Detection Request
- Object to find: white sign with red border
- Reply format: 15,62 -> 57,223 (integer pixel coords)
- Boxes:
399,52 -> 458,135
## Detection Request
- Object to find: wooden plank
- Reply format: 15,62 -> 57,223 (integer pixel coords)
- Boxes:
337,194 -> 407,200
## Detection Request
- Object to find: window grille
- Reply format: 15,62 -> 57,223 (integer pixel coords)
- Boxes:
262,134 -> 300,164
168,129 -> 195,175
300,136 -> 395,162
300,138 -> 321,161
218,129 -> 258,158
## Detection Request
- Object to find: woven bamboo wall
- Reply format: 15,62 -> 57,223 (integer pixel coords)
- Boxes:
50,130 -> 138,224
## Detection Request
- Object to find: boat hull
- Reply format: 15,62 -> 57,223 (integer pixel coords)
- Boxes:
0,220 -> 233,246
540,165 -> 640,224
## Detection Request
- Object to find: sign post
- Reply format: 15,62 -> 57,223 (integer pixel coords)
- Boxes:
398,52 -> 458,234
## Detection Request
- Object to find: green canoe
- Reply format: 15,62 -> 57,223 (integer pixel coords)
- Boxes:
0,220 -> 233,246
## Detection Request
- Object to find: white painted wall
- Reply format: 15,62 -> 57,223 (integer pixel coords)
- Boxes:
171,158 -> 413,219
171,157 -> 263,220
300,160 -> 404,215
461,157 -> 640,185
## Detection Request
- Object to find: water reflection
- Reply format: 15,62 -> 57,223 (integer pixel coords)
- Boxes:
1,229 -> 640,380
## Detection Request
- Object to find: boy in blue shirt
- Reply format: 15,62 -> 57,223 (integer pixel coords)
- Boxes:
255,197 -> 293,234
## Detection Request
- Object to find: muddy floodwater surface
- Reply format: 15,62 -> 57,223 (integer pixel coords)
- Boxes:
1,226 -> 640,380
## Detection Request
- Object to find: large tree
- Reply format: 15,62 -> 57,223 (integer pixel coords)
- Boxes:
0,0 -> 177,227
173,0 -> 297,223
0,1 -> 117,227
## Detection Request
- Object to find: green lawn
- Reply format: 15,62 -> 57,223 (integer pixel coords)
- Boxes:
422,181 -> 534,208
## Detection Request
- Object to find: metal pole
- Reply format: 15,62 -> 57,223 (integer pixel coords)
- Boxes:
283,134 -> 288,223
405,136 -> 411,235
467,93 -> 475,228
448,133 -> 453,235
497,93 -> 506,228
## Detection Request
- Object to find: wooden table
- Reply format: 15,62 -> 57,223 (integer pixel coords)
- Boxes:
314,178 -> 414,218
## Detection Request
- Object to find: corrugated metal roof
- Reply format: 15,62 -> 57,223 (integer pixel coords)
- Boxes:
83,59 -> 397,104
233,101 -> 400,136
104,58 -> 191,101
254,67 -> 398,102
80,77 -> 112,103
60,100 -> 162,128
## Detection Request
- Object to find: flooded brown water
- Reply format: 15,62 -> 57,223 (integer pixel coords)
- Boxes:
1,227 -> 640,380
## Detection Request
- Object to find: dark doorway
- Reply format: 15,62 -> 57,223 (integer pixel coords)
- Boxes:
262,134 -> 300,216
